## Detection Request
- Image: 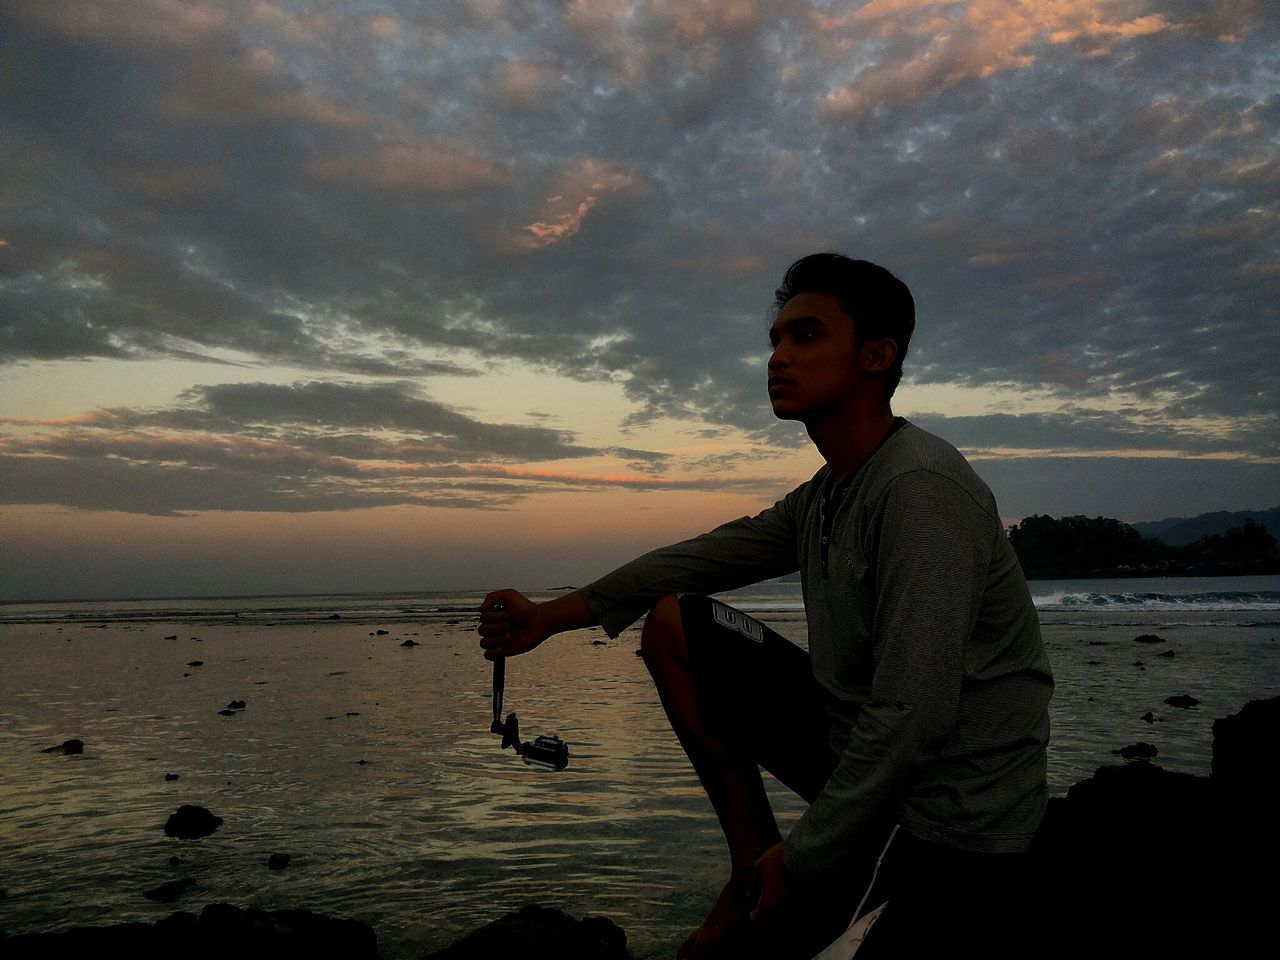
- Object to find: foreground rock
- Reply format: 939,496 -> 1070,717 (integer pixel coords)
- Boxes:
0,903 -> 377,958
1037,695 -> 1279,954
422,904 -> 628,960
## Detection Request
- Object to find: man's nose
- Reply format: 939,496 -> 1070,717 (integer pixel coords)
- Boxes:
768,347 -> 788,371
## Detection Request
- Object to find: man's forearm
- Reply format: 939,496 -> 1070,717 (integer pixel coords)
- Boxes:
537,590 -> 598,638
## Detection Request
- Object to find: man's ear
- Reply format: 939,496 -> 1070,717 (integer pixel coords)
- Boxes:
860,338 -> 898,376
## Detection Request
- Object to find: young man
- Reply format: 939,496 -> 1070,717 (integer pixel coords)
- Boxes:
479,254 -> 1053,959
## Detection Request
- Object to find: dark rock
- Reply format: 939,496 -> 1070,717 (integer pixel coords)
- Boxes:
267,853 -> 291,871
591,640 -> 606,646
1086,660 -> 1101,665
168,856 -> 181,866
41,739 -> 84,755
165,634 -> 178,640
1087,640 -> 1107,646
1035,697 -> 1280,954
422,903 -> 627,960
187,661 -> 204,667
1212,696 -> 1280,797
217,709 -> 235,716
1140,712 -> 1159,723
164,805 -> 222,839
1157,649 -> 1175,658
1133,660 -> 1145,667
400,639 -> 419,647
634,649 -> 644,657
0,904 -> 378,958
326,613 -> 341,619
226,700 -> 246,710
165,773 -> 180,782
1164,694 -> 1199,708
346,712 -> 360,717
375,629 -> 389,635
1116,742 -> 1158,760
1134,633 -> 1165,643
143,878 -> 197,903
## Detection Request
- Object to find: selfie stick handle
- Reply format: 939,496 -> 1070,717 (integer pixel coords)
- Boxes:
490,602 -> 506,733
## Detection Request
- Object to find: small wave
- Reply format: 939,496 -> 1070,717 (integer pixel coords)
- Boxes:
1033,591 -> 1280,613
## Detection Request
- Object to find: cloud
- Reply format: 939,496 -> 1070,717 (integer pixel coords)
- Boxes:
0,380 -> 785,515
1,0 -> 1275,476
518,159 -> 639,248
818,1 -> 1180,122
306,143 -> 507,195
493,59 -> 562,109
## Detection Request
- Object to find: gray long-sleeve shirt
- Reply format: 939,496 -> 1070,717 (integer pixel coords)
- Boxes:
580,421 -> 1053,882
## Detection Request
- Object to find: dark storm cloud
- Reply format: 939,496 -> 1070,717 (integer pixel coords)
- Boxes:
909,411 -> 1280,458
0,379 -> 783,514
1,1 -> 1276,465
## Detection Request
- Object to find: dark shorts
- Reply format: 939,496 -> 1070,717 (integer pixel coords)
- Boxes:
678,594 -> 836,804
676,595 -> 1037,959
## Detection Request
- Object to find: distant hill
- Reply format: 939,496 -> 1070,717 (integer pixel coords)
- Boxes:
1133,506 -> 1280,546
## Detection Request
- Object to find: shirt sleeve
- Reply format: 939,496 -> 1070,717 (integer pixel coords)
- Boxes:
783,469 -> 997,881
579,488 -> 805,638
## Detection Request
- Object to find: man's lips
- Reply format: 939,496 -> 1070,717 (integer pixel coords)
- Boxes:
767,377 -> 795,390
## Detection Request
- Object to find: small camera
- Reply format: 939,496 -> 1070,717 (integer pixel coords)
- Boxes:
488,626 -> 569,772
522,734 -> 569,771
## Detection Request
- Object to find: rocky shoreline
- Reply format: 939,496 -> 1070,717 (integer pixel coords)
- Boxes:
4,696 -> 1276,958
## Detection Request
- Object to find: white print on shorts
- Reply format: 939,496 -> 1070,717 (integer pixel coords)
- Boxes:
711,602 -> 765,643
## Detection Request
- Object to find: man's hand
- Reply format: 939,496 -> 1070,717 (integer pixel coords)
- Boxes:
746,840 -> 793,928
478,589 -> 547,659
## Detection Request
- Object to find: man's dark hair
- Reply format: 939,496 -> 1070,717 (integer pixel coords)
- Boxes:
772,253 -> 916,400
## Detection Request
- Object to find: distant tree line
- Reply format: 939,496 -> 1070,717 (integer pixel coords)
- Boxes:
1006,515 -> 1280,579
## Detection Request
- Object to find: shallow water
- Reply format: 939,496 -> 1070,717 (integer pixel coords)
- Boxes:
1,581 -> 1278,958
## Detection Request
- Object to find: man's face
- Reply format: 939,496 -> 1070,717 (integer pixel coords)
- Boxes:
767,290 -> 864,422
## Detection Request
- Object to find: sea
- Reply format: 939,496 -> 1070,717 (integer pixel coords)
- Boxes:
1,575 -> 1278,958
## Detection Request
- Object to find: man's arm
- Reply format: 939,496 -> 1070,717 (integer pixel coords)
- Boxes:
478,485 -> 806,657
782,469 -> 996,882
579,491 -> 806,638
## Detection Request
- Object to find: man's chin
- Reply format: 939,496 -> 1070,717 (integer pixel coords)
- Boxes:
769,401 -> 805,422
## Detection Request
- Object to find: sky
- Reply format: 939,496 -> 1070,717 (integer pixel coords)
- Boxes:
1,0 -> 1277,601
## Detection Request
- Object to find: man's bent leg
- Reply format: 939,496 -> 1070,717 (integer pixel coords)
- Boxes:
641,595 -> 779,959
641,595 -> 838,959
641,594 -> 784,876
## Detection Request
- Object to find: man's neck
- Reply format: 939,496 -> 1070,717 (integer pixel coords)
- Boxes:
806,401 -> 897,486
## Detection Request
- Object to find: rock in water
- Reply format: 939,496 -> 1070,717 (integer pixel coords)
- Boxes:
1133,633 -> 1166,643
400,638 -> 419,647
164,805 -> 223,839
41,739 -> 84,755
422,904 -> 627,960
226,700 -> 246,710
1116,742 -> 1159,760
143,877 -> 197,903
267,853 -> 291,870
1164,694 -> 1200,709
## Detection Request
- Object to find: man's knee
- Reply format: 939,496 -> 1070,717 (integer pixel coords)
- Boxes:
639,594 -> 687,667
